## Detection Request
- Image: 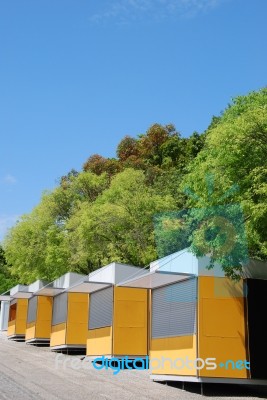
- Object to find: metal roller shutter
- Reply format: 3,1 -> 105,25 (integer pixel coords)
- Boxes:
27,296 -> 38,323
89,287 -> 113,329
52,292 -> 68,326
152,277 -> 197,339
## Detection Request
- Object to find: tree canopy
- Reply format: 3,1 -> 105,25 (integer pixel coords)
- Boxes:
2,88 -> 267,285
0,246 -> 17,293
181,88 -> 267,277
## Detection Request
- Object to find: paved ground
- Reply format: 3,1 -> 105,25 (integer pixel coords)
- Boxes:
0,332 -> 267,400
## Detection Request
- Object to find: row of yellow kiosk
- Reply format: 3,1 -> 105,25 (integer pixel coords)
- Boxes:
1,248 -> 267,387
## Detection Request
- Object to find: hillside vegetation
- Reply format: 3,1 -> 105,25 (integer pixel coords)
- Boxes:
2,88 -> 267,287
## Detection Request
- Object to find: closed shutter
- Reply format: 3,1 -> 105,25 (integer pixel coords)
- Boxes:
89,287 -> 113,329
152,277 -> 197,339
52,293 -> 68,326
0,301 -> 9,331
27,296 -> 38,323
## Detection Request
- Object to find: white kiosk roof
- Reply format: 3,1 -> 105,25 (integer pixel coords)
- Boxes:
0,284 -> 29,301
0,280 -> 48,301
0,284 -> 30,300
11,280 -> 48,299
118,270 -> 194,289
67,281 -> 112,294
118,249 -> 225,289
34,272 -> 87,297
0,294 -> 11,301
118,249 -> 267,289
66,262 -> 147,294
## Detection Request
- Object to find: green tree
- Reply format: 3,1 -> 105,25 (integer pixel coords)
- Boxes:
138,124 -> 176,166
83,154 -> 121,178
4,172 -> 109,282
0,245 -> 18,293
4,92 -> 266,284
117,135 -> 139,161
65,169 -> 176,269
182,88 -> 267,278
4,199 -> 68,283
185,131 -> 206,160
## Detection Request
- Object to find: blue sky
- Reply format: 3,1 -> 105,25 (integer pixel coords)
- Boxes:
0,0 -> 267,241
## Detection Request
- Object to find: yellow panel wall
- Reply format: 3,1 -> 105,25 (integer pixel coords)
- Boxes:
26,322 -> 36,340
35,296 -> 53,339
150,335 -> 197,376
7,320 -> 16,337
50,323 -> 66,347
87,327 -> 112,356
66,293 -> 89,345
113,287 -> 148,356
198,276 -> 248,379
15,299 -> 28,335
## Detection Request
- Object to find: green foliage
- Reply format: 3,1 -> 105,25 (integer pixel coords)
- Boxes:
116,123 -> 205,173
116,136 -> 139,161
152,168 -> 186,208
4,172 -> 109,283
182,88 -> 267,278
83,154 -> 121,178
154,211 -> 190,258
65,169 -> 176,270
0,246 -> 18,293
3,88 -> 267,282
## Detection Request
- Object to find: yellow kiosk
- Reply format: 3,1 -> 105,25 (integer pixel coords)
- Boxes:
67,263 -> 149,360
3,281 -> 46,341
34,272 -> 89,352
119,249 -> 267,386
5,285 -> 30,340
25,280 -> 54,345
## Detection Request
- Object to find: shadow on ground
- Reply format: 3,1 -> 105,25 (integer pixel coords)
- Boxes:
157,381 -> 267,397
